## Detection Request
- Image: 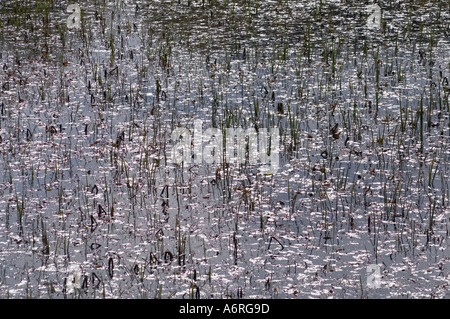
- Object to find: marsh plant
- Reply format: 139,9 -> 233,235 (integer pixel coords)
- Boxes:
0,0 -> 448,299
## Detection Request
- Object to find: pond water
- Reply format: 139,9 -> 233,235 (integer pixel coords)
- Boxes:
0,0 -> 449,298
